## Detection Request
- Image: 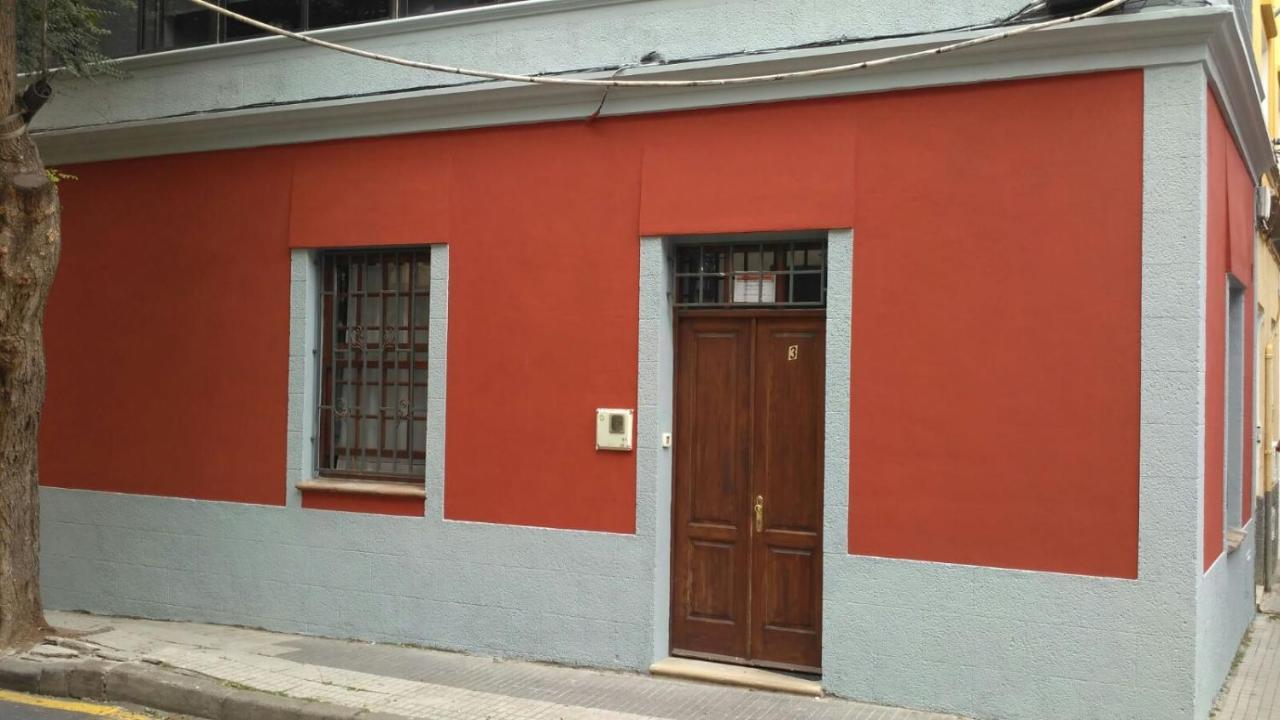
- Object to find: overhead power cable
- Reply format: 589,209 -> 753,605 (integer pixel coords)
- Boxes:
184,0 -> 1129,89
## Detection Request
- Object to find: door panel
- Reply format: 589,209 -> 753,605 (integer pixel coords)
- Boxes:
750,318 -> 824,670
762,546 -> 816,630
671,314 -> 823,671
671,318 -> 752,660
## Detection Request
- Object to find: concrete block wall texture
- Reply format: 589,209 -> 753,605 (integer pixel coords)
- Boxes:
40,487 -> 657,670
1197,537 -> 1257,717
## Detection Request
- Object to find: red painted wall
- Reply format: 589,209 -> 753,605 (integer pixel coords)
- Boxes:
1205,95 -> 1257,571
300,490 -> 423,516
47,71 -> 1145,569
847,74 -> 1143,578
44,149 -> 293,505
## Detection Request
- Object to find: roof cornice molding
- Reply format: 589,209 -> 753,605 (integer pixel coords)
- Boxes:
1204,5 -> 1274,179
34,5 -> 1273,175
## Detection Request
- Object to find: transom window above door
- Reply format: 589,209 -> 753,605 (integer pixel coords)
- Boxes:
317,248 -> 430,482
673,238 -> 827,309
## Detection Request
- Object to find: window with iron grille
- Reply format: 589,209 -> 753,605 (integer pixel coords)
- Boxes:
673,239 -> 826,309
317,248 -> 430,481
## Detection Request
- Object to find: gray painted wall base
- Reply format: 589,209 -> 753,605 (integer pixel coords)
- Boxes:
1196,525 -> 1257,718
40,486 -> 655,670
822,557 -> 1197,719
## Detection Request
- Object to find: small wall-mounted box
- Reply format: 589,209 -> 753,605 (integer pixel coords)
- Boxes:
595,408 -> 634,451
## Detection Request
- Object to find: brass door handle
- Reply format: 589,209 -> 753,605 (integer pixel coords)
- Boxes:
754,495 -> 764,532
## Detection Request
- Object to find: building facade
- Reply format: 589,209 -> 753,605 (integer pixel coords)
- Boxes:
1252,0 -> 1280,590
31,2 -> 1277,719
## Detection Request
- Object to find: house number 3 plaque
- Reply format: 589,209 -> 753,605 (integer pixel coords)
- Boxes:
787,344 -> 799,361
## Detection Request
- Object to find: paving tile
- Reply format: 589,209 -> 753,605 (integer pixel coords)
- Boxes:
1218,614 -> 1280,719
49,610 -> 961,720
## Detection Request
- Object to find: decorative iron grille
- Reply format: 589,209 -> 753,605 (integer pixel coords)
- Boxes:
317,248 -> 430,481
673,239 -> 827,308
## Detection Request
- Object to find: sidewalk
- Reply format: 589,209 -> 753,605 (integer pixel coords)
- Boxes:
1215,595 -> 1280,719
7,610 -> 963,720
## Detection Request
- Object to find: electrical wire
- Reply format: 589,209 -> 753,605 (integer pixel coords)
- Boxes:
183,0 -> 1129,89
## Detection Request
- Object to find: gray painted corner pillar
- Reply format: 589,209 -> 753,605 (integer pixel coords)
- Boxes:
822,228 -> 854,556
637,236 -> 674,665
820,228 -> 853,674
1141,63 -> 1208,588
425,244 -> 450,521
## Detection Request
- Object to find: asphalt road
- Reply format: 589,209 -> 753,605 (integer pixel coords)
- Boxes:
0,698 -> 96,718
0,693 -> 170,719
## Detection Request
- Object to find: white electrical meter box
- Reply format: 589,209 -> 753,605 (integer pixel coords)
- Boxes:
595,408 -> 634,451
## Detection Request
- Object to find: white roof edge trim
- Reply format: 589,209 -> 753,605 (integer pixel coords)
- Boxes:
34,5 -> 1274,179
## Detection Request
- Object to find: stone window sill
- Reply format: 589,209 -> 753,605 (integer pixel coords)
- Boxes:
1227,527 -> 1247,553
297,478 -> 426,498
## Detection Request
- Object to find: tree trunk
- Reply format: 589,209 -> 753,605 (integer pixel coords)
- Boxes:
0,0 -> 58,650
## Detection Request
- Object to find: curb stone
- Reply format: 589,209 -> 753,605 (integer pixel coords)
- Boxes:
35,659 -> 74,697
67,658 -> 110,699
105,663 -> 231,718
0,658 -> 41,693
0,655 -> 413,720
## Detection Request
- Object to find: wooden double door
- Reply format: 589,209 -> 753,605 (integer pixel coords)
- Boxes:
671,312 -> 824,673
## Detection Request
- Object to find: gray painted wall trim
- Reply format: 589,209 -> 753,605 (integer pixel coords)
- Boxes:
1196,520 -> 1256,717
822,229 -> 852,560
286,250 -> 320,509
35,6 -> 1271,180
426,245 -> 449,519
1141,64 -> 1206,588
821,229 -> 852,686
636,236 -> 673,665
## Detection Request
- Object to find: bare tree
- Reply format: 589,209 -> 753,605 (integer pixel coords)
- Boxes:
0,0 -> 122,650
0,0 -> 58,649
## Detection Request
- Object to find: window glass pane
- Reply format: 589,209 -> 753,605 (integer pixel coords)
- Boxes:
412,295 -> 429,326
700,276 -> 725,304
675,246 -> 699,274
676,276 -> 699,306
792,274 -> 823,304
309,0 -> 392,29
99,1 -> 141,57
793,242 -> 824,271
138,0 -> 160,51
414,259 -> 430,290
701,246 -> 728,274
224,0 -> 301,40
161,0 -> 215,48
404,0 -> 510,18
762,244 -> 785,272
364,258 -> 382,292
